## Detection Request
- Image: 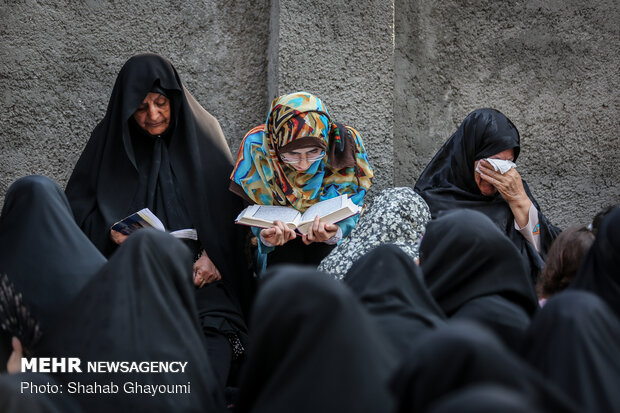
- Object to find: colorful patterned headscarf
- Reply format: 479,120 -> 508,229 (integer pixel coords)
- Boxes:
231,92 -> 373,212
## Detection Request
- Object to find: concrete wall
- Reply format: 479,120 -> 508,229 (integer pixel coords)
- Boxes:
394,0 -> 620,228
0,0 -> 269,202
269,0 -> 395,192
2,0 -> 618,229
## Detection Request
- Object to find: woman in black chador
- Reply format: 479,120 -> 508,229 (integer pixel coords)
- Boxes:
414,108 -> 560,280
569,206 -> 620,320
236,266 -> 397,413
521,290 -> 620,412
419,208 -> 539,349
0,176 -> 106,369
65,53 -> 253,391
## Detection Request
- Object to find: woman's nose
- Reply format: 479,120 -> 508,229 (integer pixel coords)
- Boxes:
147,104 -> 159,119
297,159 -> 310,170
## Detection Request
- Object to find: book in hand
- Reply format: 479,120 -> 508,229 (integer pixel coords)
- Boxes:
111,208 -> 198,240
234,194 -> 361,235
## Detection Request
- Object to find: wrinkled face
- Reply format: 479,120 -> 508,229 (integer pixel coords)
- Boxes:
132,92 -> 171,136
473,148 -> 515,196
280,146 -> 325,171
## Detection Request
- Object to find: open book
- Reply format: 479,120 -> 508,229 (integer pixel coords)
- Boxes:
235,194 -> 361,235
111,208 -> 198,240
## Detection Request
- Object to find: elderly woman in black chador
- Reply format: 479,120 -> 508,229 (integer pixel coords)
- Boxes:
414,108 -> 560,280
65,54 -> 253,391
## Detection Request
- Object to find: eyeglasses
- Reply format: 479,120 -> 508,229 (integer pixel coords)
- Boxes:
280,150 -> 326,164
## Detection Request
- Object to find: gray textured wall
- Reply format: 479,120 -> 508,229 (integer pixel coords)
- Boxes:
0,0 -> 269,203
2,0 -> 618,229
269,0 -> 395,192
394,0 -> 620,228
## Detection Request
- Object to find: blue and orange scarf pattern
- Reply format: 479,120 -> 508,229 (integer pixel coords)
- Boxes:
231,92 -> 373,212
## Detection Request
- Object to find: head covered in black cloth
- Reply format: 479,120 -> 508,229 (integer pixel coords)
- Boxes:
65,53 -> 246,282
37,229 -> 226,412
425,384 -> 546,413
344,244 -> 445,359
416,108 -> 521,199
521,290 -> 620,412
569,206 -> 620,320
0,176 -> 106,363
420,209 -> 538,346
414,109 -> 560,278
236,265 -> 396,413
390,321 -> 578,413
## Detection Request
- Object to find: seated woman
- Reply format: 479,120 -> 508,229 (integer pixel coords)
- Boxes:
64,54 -> 252,390
235,265 -> 396,412
0,175 -> 106,370
230,91 -> 373,268
536,226 -> 594,306
569,206 -> 619,320
414,108 -> 561,280
391,321 -> 576,413
318,187 -> 430,280
521,290 -> 620,412
419,209 -> 539,349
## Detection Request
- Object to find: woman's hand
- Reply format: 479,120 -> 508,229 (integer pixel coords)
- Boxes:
110,229 -> 129,245
193,250 -> 221,288
477,160 -> 532,227
302,215 -> 338,245
260,221 -> 297,246
6,337 -> 23,374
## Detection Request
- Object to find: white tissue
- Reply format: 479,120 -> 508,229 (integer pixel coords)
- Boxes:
475,158 -> 516,175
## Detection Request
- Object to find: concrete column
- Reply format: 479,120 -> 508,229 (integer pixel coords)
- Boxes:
267,0 -> 396,193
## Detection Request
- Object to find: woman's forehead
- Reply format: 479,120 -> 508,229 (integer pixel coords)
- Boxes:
141,92 -> 168,103
286,146 -> 323,154
488,148 -> 515,160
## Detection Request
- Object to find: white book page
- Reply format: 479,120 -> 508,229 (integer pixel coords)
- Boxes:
250,205 -> 301,224
169,229 -> 198,240
136,208 -> 165,231
300,195 -> 346,223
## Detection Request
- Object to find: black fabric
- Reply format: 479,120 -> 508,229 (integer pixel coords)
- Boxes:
37,229 -> 226,413
414,108 -> 561,280
266,236 -> 335,267
420,209 -> 538,347
449,294 -> 531,352
0,176 -> 106,358
390,321 -> 577,413
426,384 -> 544,413
344,244 -> 445,359
521,290 -> 620,413
0,373 -> 83,413
236,265 -> 396,413
64,53 -> 254,318
569,206 -> 620,320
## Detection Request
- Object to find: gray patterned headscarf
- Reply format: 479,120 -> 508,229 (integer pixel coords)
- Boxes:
319,187 -> 430,280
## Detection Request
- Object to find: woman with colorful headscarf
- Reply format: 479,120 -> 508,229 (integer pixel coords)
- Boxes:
230,92 -> 373,268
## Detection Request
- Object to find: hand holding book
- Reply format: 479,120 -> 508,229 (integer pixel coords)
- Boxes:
110,228 -> 129,245
260,220 -> 298,246
300,215 -> 339,245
